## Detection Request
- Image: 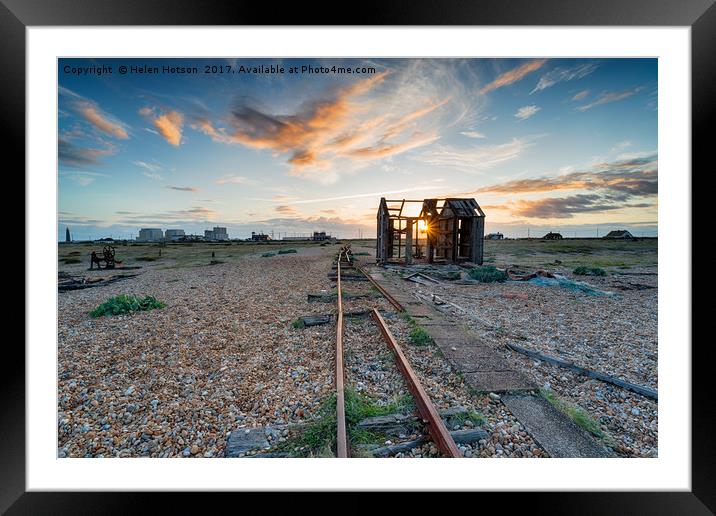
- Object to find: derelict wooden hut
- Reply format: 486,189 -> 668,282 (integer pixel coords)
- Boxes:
376,197 -> 485,266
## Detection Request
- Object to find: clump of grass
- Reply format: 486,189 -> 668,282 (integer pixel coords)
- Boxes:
60,257 -> 82,264
261,252 -> 275,258
409,326 -> 433,346
539,388 -> 604,438
209,260 -> 225,265
136,256 -> 158,262
400,312 -> 434,346
451,409 -> 487,427
353,252 -> 370,256
275,388 -> 414,457
573,266 -> 607,277
291,318 -> 306,329
274,393 -> 338,457
467,265 -> 508,283
68,251 -> 81,256
90,294 -> 165,318
278,249 -> 297,254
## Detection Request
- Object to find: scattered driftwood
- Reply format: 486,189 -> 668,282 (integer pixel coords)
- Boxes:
357,407 -> 471,436
403,272 -> 441,285
369,428 -> 488,457
505,342 -> 658,400
507,268 -> 555,281
612,281 -> 656,291
307,293 -> 336,303
58,273 -> 138,292
327,273 -> 367,282
613,271 -> 658,276
297,310 -> 395,327
307,292 -> 375,303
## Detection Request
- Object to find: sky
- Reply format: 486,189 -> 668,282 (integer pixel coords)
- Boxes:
58,58 -> 658,240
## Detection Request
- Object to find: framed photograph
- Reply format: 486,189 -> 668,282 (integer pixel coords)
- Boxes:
6,0 -> 710,510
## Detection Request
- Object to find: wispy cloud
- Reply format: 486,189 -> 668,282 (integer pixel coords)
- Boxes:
133,160 -> 164,180
58,138 -> 115,167
514,105 -> 541,120
215,174 -> 259,185
473,154 -> 657,219
509,194 -> 655,219
476,154 -> 657,196
530,62 -> 598,94
461,130 -> 486,139
577,87 -> 644,111
571,90 -> 590,101
140,107 -> 184,146
418,137 -> 532,173
191,61 -> 480,182
479,59 -> 547,94
117,206 -> 216,223
511,194 -> 623,219
166,185 -> 199,192
59,170 -> 108,186
275,205 -> 300,217
60,86 -> 130,140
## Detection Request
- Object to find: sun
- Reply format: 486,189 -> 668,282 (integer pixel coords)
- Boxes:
418,220 -> 429,233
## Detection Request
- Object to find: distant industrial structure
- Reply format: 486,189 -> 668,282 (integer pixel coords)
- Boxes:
603,229 -> 635,240
164,229 -> 186,241
65,227 -> 71,243
485,232 -> 504,240
250,232 -> 271,242
137,228 -> 164,242
542,231 -> 563,240
204,226 -> 229,241
281,231 -> 334,242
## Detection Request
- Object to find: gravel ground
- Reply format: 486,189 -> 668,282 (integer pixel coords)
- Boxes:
58,246 -> 337,458
381,315 -> 547,458
391,266 -> 658,458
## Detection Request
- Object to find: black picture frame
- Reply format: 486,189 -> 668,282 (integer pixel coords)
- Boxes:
4,0 -> 710,511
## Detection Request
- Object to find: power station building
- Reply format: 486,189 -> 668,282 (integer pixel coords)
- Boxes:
137,228 -> 164,242
164,229 -> 186,241
204,226 -> 229,241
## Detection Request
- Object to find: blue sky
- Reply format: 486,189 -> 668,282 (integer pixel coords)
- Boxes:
58,58 -> 657,240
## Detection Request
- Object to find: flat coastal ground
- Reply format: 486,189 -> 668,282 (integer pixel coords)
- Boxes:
57,238 -> 657,458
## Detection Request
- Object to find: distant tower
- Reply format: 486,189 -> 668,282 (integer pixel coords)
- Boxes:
65,227 -> 71,243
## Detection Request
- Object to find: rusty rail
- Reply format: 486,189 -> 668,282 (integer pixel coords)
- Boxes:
335,251 -> 349,457
355,265 -> 404,312
371,308 -> 462,458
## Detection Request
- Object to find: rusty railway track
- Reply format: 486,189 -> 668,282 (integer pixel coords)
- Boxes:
355,265 -> 404,312
333,247 -> 460,458
335,249 -> 349,458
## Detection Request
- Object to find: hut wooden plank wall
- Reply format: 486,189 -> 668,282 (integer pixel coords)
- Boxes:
376,197 -> 485,266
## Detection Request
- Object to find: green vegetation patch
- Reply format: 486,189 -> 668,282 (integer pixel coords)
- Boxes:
275,388 -> 414,457
90,294 -> 165,318
60,257 -> 82,264
573,266 -> 607,277
291,318 -> 306,329
539,388 -> 604,438
467,265 -> 508,283
278,248 -> 298,254
136,256 -> 158,262
400,312 -> 434,346
261,252 -> 275,258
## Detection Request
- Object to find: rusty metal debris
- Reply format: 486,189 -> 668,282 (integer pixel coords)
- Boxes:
355,265 -> 404,312
335,247 -> 349,458
371,308 -> 462,458
89,245 -> 122,270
